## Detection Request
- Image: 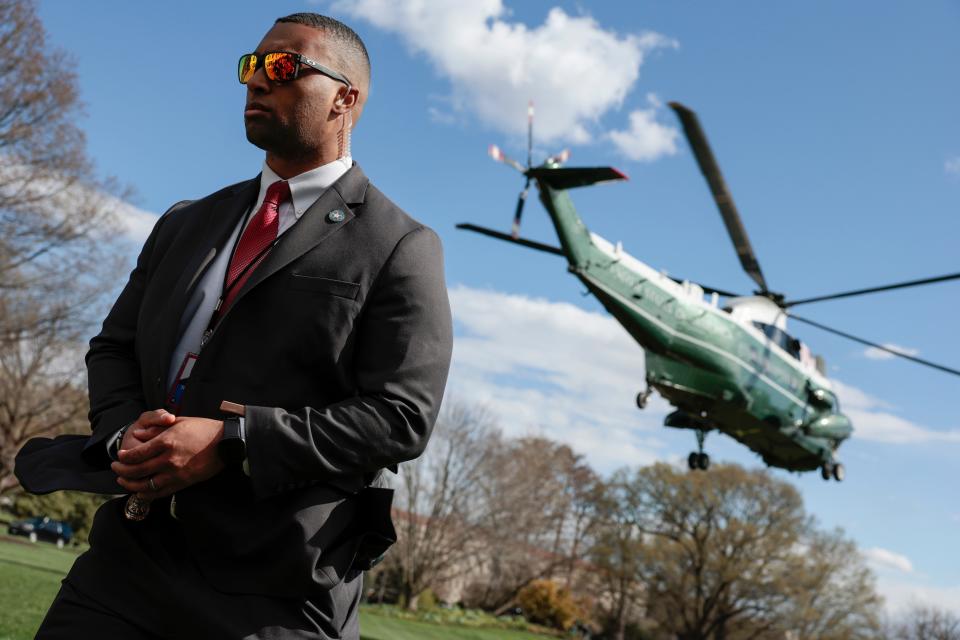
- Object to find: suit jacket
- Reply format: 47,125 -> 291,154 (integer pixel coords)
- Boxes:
17,163 -> 453,598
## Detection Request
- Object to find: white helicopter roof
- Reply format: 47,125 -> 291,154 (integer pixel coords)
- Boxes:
724,296 -> 788,330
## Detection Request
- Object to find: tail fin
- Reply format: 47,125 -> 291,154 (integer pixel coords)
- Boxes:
527,166 -> 628,190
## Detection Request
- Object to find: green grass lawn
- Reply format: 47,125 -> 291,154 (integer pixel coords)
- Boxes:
360,611 -> 553,640
0,535 -> 80,640
0,537 -> 554,640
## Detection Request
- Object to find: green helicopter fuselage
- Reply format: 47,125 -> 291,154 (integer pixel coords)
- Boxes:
536,175 -> 851,472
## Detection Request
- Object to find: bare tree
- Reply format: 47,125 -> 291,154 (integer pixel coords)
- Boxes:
467,436 -> 606,614
0,0 -> 127,495
390,402 -> 499,610
0,317 -> 90,493
888,605 -> 960,640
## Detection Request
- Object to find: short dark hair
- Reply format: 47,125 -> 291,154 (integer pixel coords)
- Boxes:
275,13 -> 370,87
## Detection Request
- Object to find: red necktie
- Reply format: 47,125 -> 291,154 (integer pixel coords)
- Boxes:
219,180 -> 290,315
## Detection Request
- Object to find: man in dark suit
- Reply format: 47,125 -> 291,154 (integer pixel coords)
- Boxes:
32,12 -> 452,639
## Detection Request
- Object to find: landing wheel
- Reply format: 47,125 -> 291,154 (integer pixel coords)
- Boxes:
636,389 -> 651,410
697,452 -> 710,470
688,429 -> 710,471
820,464 -> 832,481
832,463 -> 845,482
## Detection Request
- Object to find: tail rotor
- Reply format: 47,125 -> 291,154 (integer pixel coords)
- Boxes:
486,101 -> 583,240
462,99 -> 626,257
511,101 -> 535,239
488,144 -> 525,173
512,180 -> 530,239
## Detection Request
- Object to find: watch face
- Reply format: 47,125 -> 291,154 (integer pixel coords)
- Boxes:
218,418 -> 246,464
219,438 -> 245,465
224,418 -> 241,439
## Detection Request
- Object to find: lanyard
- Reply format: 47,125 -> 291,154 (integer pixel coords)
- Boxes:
201,210 -> 283,347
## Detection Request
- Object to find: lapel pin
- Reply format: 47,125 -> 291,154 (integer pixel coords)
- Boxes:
327,209 -> 346,223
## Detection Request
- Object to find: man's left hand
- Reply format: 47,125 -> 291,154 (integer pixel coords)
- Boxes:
112,417 -> 225,499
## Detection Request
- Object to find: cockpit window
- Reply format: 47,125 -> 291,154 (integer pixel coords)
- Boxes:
752,321 -> 801,359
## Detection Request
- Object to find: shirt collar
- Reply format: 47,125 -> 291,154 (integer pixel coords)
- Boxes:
257,156 -> 352,219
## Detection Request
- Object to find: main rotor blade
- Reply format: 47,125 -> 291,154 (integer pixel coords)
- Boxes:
669,102 -> 769,294
456,223 -> 564,256
788,313 -> 960,377
696,284 -> 742,298
785,271 -> 960,307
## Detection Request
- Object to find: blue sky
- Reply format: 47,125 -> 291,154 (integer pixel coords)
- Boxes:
38,0 -> 960,614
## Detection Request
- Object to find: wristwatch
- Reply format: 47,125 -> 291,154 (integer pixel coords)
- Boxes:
217,416 -> 246,465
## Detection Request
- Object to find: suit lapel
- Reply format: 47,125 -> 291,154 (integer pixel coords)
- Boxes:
221,164 -> 369,318
150,178 -> 259,391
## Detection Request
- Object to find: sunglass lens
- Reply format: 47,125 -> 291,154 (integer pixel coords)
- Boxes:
238,54 -> 257,84
264,53 -> 297,82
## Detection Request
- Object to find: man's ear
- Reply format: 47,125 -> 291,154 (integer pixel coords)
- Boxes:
334,87 -> 359,112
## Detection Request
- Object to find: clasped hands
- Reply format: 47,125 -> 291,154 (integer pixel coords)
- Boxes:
111,409 -> 225,500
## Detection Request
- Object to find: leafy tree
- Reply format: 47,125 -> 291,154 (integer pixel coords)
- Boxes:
779,527 -> 883,638
601,463 -> 882,640
592,470 -> 649,640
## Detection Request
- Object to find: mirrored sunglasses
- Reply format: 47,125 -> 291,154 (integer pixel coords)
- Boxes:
238,51 -> 351,86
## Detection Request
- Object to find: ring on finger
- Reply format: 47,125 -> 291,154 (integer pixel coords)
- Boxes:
148,477 -> 158,492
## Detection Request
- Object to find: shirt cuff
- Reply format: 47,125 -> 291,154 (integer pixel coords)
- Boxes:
238,416 -> 250,476
106,424 -> 131,461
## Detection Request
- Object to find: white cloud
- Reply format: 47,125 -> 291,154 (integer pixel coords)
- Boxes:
608,94 -> 679,162
877,577 -> 960,615
111,198 -> 159,245
0,159 -> 158,246
832,379 -> 960,444
945,156 -> 960,177
334,0 -> 678,156
864,547 -> 914,574
448,285 -> 671,472
863,343 -> 919,361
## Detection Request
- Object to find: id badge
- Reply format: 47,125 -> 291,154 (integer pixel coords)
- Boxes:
165,352 -> 199,413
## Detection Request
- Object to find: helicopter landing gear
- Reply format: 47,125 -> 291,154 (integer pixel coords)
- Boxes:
688,452 -> 710,471
687,430 -> 710,471
820,461 -> 845,482
636,387 -> 652,410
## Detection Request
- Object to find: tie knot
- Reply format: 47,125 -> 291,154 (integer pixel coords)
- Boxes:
264,180 -> 290,207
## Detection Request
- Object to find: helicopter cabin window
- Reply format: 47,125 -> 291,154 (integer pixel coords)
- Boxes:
752,322 -> 801,359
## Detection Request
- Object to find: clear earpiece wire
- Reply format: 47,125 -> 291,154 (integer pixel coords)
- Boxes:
337,109 -> 352,160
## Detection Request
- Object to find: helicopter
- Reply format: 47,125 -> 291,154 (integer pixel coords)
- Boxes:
458,101 -> 960,481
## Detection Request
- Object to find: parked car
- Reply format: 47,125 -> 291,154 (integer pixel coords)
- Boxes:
7,516 -> 73,547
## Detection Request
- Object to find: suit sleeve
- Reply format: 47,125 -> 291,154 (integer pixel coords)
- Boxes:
81,205 -> 180,467
243,226 -> 453,500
